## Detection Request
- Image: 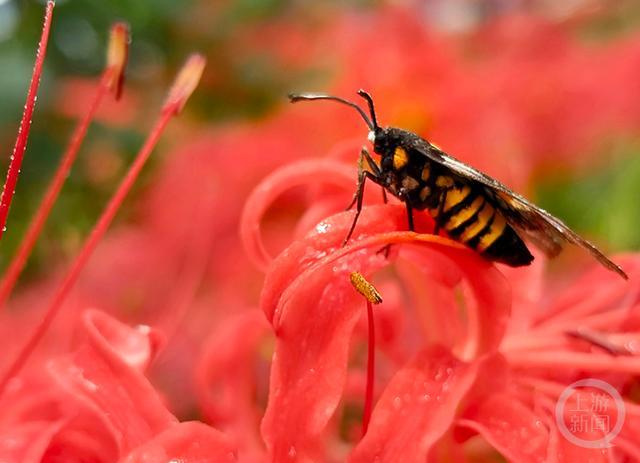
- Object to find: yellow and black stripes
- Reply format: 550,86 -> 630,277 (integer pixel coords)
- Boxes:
384,145 -> 533,266
432,185 -> 533,266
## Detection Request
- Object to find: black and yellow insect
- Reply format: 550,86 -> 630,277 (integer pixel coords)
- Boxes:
289,90 -> 628,280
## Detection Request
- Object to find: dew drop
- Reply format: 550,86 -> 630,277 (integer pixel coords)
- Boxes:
315,222 -> 329,234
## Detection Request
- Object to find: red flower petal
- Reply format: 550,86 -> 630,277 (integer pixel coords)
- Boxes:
457,393 -> 548,463
195,311 -> 270,459
48,310 -> 176,455
83,309 -> 165,372
349,346 -> 478,462
547,406 -> 613,463
118,421 -> 237,463
240,159 -> 355,271
0,421 -> 64,463
260,204 -> 511,460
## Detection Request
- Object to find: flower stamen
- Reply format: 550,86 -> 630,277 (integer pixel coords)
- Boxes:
350,271 -> 382,436
566,327 -> 633,356
106,22 -> 130,99
0,54 -> 205,398
0,23 -> 131,309
0,1 -> 55,240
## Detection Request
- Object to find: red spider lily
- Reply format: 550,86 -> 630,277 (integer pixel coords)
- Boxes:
0,309 -> 237,462
0,10 -> 239,461
241,157 -> 640,462
0,53 -> 207,397
11,8 -> 638,383
3,5 -> 640,463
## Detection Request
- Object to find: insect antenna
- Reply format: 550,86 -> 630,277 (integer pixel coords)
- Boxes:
356,90 -> 379,130
288,92 -> 375,131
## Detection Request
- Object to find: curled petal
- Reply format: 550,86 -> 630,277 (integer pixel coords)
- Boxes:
118,421 -> 237,463
260,205 -> 408,325
260,205 -> 511,460
195,311 -> 270,458
261,245 -> 387,461
398,246 -> 511,359
269,208 -> 510,354
349,346 -> 478,463
83,309 -> 164,372
0,420 -> 64,463
48,310 -> 176,456
548,410 -> 613,463
240,159 -> 356,271
457,394 -> 548,463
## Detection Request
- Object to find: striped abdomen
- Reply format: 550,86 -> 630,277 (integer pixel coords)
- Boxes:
429,181 -> 533,266
386,145 -> 533,267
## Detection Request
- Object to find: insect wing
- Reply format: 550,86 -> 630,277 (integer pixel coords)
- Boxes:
408,137 -> 628,279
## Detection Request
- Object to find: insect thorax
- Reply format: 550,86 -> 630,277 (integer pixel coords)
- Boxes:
375,135 -> 444,211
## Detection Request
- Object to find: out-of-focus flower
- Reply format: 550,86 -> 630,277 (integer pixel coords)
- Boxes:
240,7 -> 640,187
0,309 -> 237,462
0,8 -> 235,462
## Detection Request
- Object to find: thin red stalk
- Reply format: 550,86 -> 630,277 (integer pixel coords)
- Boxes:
363,299 -> 375,436
349,272 -> 381,435
0,55 -> 205,396
566,328 -> 632,356
506,350 -> 640,372
0,22 -> 129,308
0,1 -> 55,240
0,74 -> 111,309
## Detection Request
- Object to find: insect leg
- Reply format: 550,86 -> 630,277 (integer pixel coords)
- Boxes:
433,190 -> 447,235
362,147 -> 381,175
358,147 -> 388,204
346,147 -> 380,211
343,167 -> 380,246
405,201 -> 414,231
381,188 -> 388,204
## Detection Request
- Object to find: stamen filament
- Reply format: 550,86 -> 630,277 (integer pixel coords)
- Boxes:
0,1 -> 55,240
349,271 -> 382,436
0,23 -> 130,309
0,55 -> 205,397
363,298 -> 375,436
